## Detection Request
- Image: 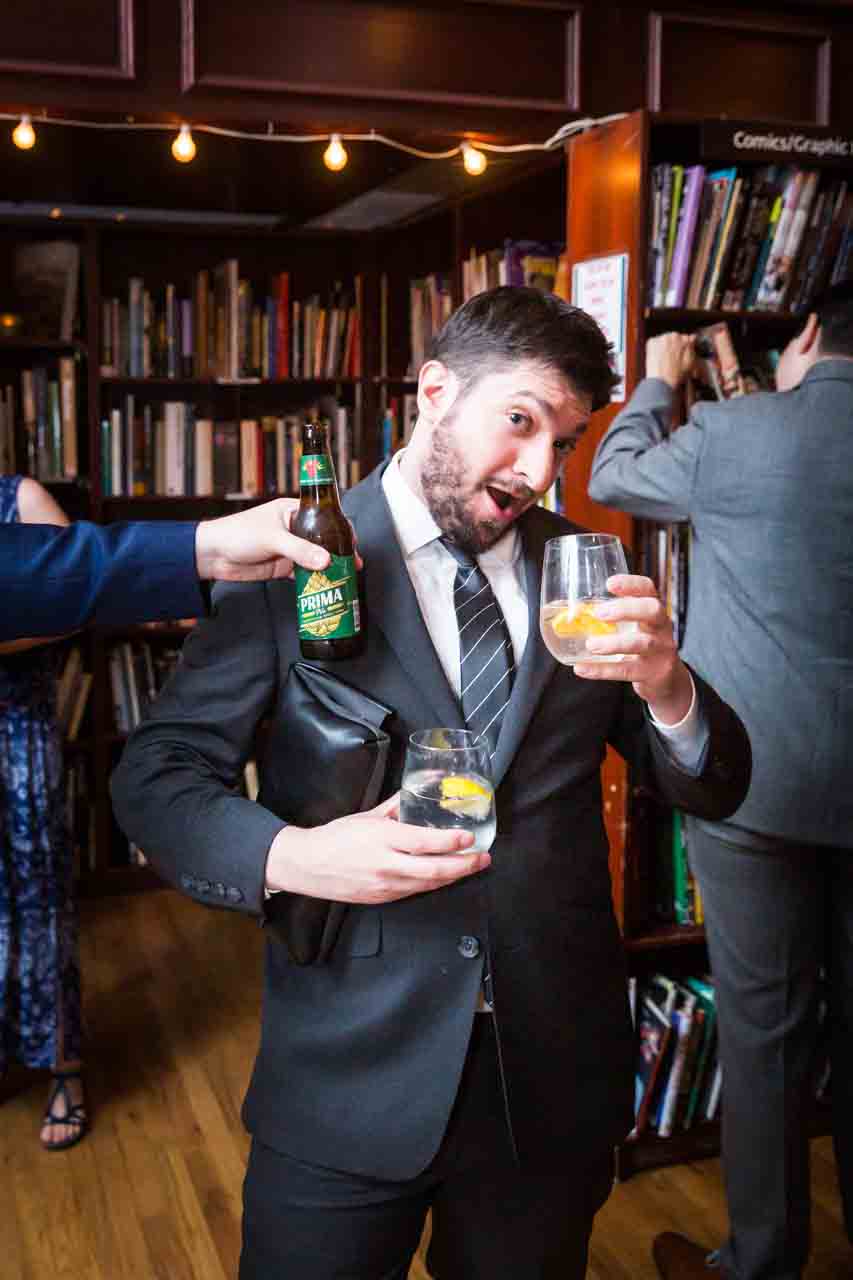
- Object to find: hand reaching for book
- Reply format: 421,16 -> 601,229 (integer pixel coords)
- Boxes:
645,332 -> 695,388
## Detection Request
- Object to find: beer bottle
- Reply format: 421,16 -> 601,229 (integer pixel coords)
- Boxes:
291,419 -> 363,660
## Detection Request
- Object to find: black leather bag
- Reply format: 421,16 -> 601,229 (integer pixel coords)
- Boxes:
257,662 -> 393,965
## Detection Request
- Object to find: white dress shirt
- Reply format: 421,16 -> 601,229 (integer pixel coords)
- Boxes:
381,451 -> 706,767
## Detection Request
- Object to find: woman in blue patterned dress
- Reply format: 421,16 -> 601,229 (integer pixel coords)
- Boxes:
0,473 -> 87,1149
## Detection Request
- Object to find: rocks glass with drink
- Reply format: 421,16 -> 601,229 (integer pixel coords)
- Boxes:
539,532 -> 637,665
400,729 -> 496,853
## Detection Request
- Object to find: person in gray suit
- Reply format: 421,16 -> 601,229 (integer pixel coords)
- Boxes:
589,281 -> 853,1280
112,286 -> 751,1280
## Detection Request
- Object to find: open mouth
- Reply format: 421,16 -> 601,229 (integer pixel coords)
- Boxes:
485,485 -> 515,514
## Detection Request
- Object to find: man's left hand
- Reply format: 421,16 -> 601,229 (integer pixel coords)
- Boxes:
574,573 -> 693,724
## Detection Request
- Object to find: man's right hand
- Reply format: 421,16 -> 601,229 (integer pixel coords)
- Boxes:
645,332 -> 695,388
265,793 -> 491,904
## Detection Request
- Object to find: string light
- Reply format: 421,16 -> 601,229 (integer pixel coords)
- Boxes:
461,142 -> 487,176
323,133 -> 348,172
171,124 -> 196,163
1,111 -> 628,169
12,114 -> 36,150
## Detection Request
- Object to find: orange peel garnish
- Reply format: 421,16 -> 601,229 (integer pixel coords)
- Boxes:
551,603 -> 617,638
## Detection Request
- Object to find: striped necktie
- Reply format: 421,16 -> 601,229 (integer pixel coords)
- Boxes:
440,538 -> 515,755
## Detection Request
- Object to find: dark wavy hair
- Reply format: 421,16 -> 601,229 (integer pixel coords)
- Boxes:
429,285 -> 619,411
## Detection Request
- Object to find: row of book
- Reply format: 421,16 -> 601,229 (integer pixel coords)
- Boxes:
631,967 -> 832,1142
652,809 -> 703,928
100,397 -> 356,498
639,520 -> 691,649
648,163 -> 853,314
107,638 -> 185,736
407,274 -> 453,375
461,239 -> 567,303
631,972 -> 720,1138
0,359 -> 79,480
405,240 -> 568,375
99,267 -> 362,383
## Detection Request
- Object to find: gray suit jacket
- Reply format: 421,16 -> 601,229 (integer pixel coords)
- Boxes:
590,360 -> 853,848
111,462 -> 750,1179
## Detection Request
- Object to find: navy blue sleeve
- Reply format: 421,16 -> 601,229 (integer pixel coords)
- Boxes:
0,520 -> 207,640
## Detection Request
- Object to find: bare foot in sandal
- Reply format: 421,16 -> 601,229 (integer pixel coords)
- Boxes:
41,1070 -> 88,1151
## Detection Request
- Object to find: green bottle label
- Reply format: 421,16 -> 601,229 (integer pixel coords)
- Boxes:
294,554 -> 361,641
300,453 -> 334,486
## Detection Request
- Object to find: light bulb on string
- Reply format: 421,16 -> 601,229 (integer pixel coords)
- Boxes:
461,142 -> 487,176
12,115 -> 36,151
323,134 -> 348,172
171,124 -> 196,163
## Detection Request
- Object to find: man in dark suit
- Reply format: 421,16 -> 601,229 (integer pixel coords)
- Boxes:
1,497 -> 332,640
589,282 -> 853,1280
112,286 -> 751,1280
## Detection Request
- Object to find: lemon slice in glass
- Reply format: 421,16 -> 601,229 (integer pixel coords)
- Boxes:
439,774 -> 493,821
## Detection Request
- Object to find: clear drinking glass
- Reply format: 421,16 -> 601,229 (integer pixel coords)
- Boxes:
539,532 -> 637,666
400,728 -> 496,853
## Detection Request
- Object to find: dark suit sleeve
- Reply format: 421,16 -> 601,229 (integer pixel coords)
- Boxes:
1,520 -> 207,640
609,668 -> 751,821
588,377 -> 709,522
111,579 -> 285,916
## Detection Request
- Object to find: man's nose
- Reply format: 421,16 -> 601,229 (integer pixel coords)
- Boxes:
516,440 -> 555,495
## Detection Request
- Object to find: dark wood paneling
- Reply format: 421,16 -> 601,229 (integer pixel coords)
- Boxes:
648,11 -> 831,125
181,0 -> 579,112
0,0 -> 135,81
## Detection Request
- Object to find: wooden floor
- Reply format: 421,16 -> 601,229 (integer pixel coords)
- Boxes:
0,889 -> 849,1279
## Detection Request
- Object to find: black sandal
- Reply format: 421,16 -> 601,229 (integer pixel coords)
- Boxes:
41,1070 -> 88,1152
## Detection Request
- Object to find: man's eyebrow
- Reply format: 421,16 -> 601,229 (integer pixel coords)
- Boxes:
511,388 -> 590,427
511,389 -> 558,420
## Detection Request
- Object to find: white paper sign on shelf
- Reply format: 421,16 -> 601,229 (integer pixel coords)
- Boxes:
571,253 -> 629,402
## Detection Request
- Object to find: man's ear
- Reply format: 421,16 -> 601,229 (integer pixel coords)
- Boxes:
417,360 -> 460,423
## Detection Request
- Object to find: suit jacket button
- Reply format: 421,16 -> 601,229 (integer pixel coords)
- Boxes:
458,935 -> 480,959
226,887 -> 244,904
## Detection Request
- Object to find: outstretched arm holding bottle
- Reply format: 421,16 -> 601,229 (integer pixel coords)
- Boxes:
1,496 -> 336,641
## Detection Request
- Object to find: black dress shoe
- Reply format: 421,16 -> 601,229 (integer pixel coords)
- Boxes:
653,1232 -> 723,1279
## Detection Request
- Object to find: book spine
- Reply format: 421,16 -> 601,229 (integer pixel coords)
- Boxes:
665,166 -> 705,308
754,173 -> 803,308
658,1007 -> 693,1137
194,418 -> 214,496
662,165 -> 684,301
58,356 -> 78,478
746,195 -> 783,308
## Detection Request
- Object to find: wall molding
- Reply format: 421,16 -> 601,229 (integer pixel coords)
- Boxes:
647,10 -> 831,125
180,0 -> 580,113
0,0 -> 135,82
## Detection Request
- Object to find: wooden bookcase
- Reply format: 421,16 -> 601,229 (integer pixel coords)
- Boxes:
562,107 -> 842,1176
0,152 -> 567,894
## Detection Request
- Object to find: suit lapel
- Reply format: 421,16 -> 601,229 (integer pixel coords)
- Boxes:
345,468 -> 464,732
491,511 -> 559,786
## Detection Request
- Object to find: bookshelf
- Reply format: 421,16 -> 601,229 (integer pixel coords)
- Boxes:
1,152 -> 570,893
562,107 -> 846,1176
